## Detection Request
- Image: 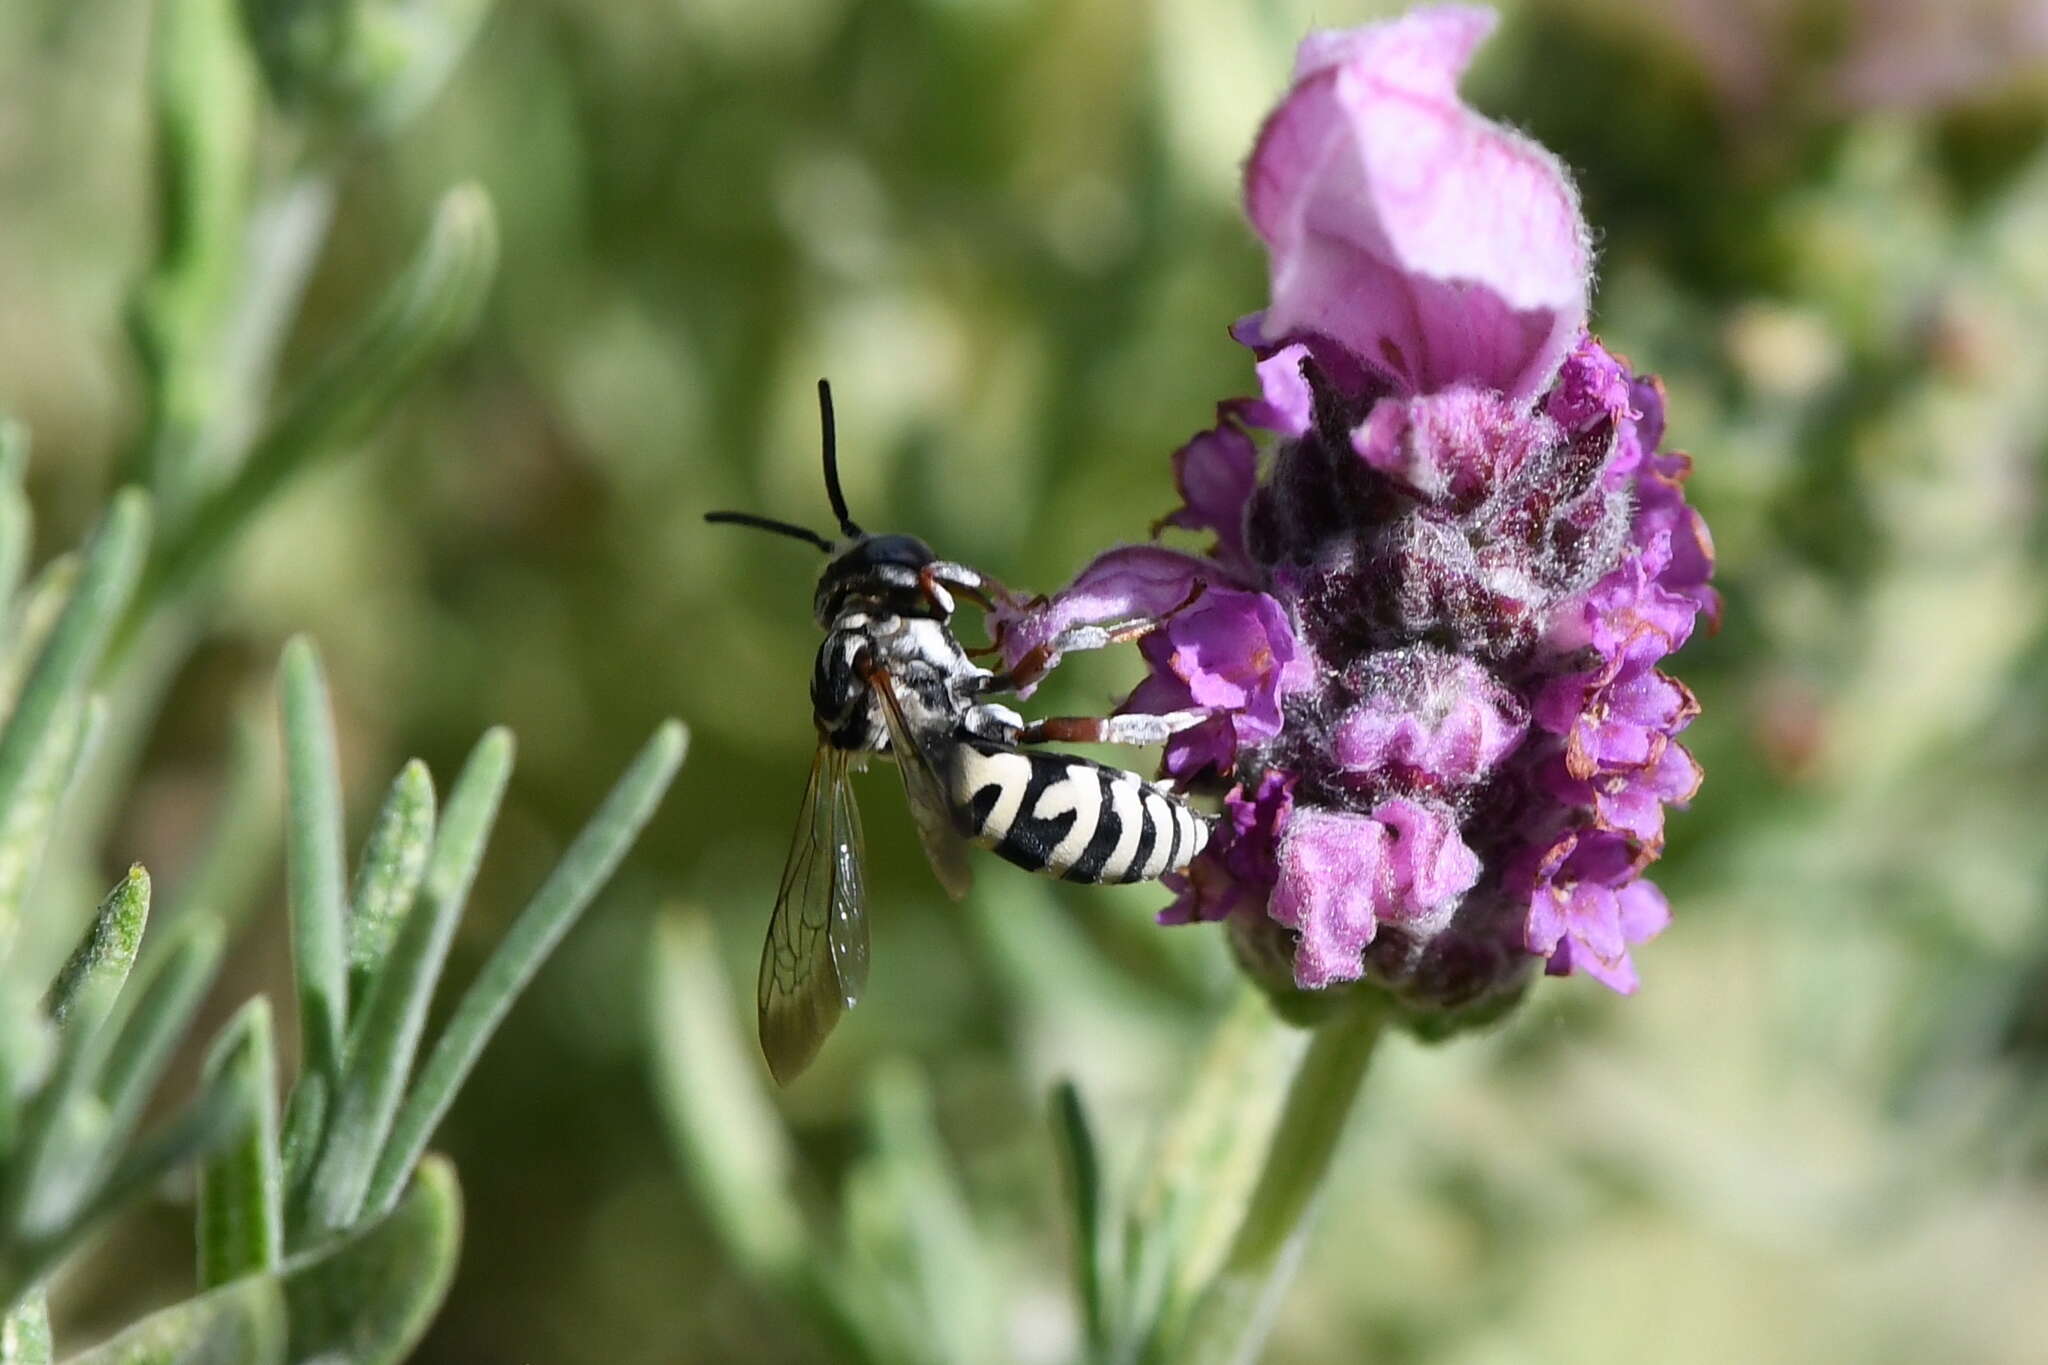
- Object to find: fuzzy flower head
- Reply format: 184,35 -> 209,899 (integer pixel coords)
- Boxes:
1003,6 -> 1715,1025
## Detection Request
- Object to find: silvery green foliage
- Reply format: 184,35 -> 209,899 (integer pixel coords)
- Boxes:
0,455 -> 171,1342
238,0 -> 498,133
42,643 -> 680,1365
0,0 -> 681,1356
126,0 -> 497,607
649,901 -> 1370,1365
0,590 -> 683,1362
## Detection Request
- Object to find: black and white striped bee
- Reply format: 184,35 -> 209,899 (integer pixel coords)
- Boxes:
707,381 -> 1212,1083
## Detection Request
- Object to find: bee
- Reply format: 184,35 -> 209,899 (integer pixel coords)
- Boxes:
706,381 -> 1213,1082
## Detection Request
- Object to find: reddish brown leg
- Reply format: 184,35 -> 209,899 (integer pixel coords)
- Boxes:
928,560 -> 1003,609
1018,716 -> 1112,744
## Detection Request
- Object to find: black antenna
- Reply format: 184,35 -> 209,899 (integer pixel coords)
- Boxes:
703,510 -> 833,553
818,378 -> 861,538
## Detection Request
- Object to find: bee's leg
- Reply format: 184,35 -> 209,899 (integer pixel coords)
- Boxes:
921,561 -> 1003,612
979,579 -> 1207,680
978,617 -> 1162,696
1016,709 -> 1209,747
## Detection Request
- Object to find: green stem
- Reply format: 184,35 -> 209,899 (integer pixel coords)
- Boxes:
1226,994 -> 1384,1271
103,155 -> 337,679
1177,991 -> 1387,1365
200,161 -> 338,489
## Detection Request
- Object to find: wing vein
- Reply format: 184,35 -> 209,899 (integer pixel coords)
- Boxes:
757,745 -> 870,1084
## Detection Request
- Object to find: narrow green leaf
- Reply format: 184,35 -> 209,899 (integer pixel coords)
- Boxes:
0,696 -> 89,969
0,491 -> 149,800
0,492 -> 150,958
345,759 -> 434,1008
3,919 -> 229,1248
277,1070 -> 327,1205
63,1079 -> 242,1256
127,0 -> 257,514
362,721 -> 685,1218
1129,990 -> 1294,1350
197,998 -> 280,1289
54,1270 -> 284,1365
0,557 -> 75,724
137,184 -> 499,614
646,912 -> 880,1362
0,419 -> 31,626
94,915 -> 226,1153
65,692 -> 108,795
848,1063 -> 999,1365
45,866 -> 151,1037
283,1155 -> 461,1365
2,1072 -> 240,1307
62,1156 -> 461,1365
303,731 -> 510,1238
2,1093 -> 110,1264
278,637 -> 347,1094
167,698 -> 281,938
647,912 -> 806,1279
0,984 -> 50,1163
3,1036 -> 104,1250
0,872 -> 154,1251
1051,1079 -> 1110,1354
0,1291 -> 50,1365
420,728 -> 514,913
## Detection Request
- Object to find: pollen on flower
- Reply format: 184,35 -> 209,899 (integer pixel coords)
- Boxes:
1003,4 -> 1713,1023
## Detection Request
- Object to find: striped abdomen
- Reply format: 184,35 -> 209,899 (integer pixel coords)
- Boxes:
946,737 -> 1209,884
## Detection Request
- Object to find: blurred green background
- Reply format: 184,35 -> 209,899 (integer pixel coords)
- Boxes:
7,0 -> 2048,1360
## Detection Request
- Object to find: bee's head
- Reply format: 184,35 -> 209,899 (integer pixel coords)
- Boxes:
812,532 -> 937,625
705,378 -> 944,624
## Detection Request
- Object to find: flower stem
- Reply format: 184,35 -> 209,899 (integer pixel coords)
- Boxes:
1176,989 -> 1387,1365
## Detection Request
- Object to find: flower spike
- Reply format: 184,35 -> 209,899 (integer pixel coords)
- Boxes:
999,7 -> 1713,1024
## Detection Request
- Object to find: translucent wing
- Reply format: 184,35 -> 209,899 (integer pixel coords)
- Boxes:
871,669 -> 974,901
757,744 -> 870,1085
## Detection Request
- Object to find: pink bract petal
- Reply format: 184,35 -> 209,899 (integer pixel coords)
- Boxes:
1353,385 -> 1559,505
1270,808 -> 1391,987
1164,421 -> 1260,575
1548,933 -> 1641,994
1245,5 -> 1591,399
990,545 -> 1220,698
1617,878 -> 1672,942
1238,344 -> 1317,438
1270,799 -> 1477,988
1132,587 -> 1310,742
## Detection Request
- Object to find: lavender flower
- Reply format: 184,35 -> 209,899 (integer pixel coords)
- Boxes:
995,5 -> 1716,1022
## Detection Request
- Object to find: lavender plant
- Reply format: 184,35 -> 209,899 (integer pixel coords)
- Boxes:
997,6 -> 1714,1022
0,424 -> 682,1361
1011,13 -> 1712,1346
0,0 -> 695,1356
661,7 -> 1716,1362
44,645 -> 683,1364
